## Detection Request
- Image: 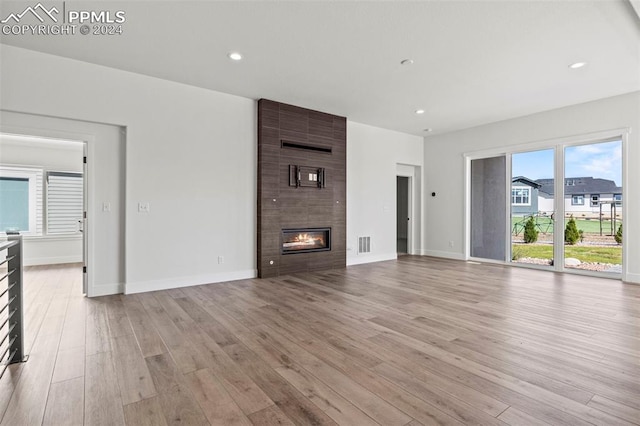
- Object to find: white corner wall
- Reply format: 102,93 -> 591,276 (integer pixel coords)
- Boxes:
1,45 -> 257,294
347,121 -> 424,265
423,91 -> 640,282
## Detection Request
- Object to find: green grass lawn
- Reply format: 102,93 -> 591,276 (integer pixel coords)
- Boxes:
512,244 -> 622,264
512,216 -> 622,235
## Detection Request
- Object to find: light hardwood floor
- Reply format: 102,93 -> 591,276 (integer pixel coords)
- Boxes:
1,257 -> 640,425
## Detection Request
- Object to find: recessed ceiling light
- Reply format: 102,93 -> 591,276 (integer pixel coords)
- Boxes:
401,59 -> 414,65
228,52 -> 243,61
415,109 -> 425,115
569,62 -> 587,69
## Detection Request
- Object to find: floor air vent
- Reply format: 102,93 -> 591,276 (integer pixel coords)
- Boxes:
358,236 -> 371,253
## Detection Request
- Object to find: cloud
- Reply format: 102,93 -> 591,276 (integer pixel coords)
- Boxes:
512,140 -> 622,185
566,141 -> 622,185
572,143 -> 610,155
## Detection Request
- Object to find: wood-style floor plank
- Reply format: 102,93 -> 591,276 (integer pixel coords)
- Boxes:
0,329 -> 61,425
123,396 -> 168,426
587,394 -> 640,425
156,384 -> 209,426
51,347 -> 85,384
247,405 -> 295,426
84,351 -> 125,426
3,258 -> 640,425
497,406 -> 552,426
110,332 -> 157,405
184,368 -> 252,426
43,377 -> 84,426
121,296 -> 167,358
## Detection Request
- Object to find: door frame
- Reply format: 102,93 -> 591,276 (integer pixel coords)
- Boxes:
0,123 -> 93,294
464,127 -> 629,281
397,163 -> 421,255
82,142 -> 88,294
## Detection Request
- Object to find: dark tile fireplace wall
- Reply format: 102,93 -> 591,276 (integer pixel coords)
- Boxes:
258,99 -> 346,278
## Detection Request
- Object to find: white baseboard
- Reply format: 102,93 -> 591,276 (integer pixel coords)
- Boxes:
420,250 -> 466,261
24,255 -> 82,266
90,282 -> 125,297
347,252 -> 397,266
623,272 -> 640,285
125,269 -> 257,295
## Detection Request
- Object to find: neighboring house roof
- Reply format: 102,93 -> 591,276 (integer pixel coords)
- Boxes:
512,176 -> 541,188
534,177 -> 622,196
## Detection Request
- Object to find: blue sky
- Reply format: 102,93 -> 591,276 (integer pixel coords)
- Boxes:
512,140 -> 622,186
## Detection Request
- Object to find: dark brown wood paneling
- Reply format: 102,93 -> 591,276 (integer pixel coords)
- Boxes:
257,99 -> 346,277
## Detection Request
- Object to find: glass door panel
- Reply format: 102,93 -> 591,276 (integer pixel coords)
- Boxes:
511,149 -> 555,268
564,140 -> 622,274
470,156 -> 507,261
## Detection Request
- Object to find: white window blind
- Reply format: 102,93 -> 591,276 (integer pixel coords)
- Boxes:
47,172 -> 83,235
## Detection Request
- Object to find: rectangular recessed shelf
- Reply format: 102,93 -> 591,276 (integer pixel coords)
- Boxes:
281,140 -> 332,154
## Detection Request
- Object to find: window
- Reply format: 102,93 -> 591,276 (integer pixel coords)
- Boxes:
566,179 -> 575,186
614,194 -> 622,206
591,194 -> 600,207
511,187 -> 531,206
572,195 -> 584,205
0,167 -> 42,235
0,177 -> 29,232
46,172 -> 83,235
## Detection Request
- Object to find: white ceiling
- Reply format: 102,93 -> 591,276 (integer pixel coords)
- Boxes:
1,0 -> 639,136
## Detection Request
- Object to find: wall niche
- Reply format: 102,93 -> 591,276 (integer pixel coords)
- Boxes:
257,99 -> 346,277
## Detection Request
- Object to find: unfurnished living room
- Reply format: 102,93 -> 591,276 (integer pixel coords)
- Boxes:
0,1 -> 639,425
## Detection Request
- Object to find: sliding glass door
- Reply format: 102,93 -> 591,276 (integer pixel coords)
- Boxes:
563,140 -> 622,275
510,149 -> 555,269
470,156 -> 507,261
468,137 -> 623,278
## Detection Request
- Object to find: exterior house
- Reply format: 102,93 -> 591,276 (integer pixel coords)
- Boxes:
536,177 -> 622,216
511,176 -> 621,217
511,176 -> 541,216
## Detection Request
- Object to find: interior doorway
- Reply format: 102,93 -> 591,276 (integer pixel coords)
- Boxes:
0,133 -> 87,293
1,110 -> 126,297
396,176 -> 410,254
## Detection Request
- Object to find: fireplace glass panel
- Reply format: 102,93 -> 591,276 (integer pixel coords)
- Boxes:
282,228 -> 331,254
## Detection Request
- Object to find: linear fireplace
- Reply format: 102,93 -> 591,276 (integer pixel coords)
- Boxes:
282,228 -> 331,254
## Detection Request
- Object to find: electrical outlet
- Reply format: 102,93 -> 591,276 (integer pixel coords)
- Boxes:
138,202 -> 150,213
218,256 -> 224,264
449,240 -> 454,248
102,202 -> 110,212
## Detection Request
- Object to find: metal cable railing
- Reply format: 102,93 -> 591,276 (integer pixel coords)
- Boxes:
0,235 -> 26,378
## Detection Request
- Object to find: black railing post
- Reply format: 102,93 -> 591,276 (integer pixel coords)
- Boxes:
0,234 -> 26,378
7,235 -> 24,365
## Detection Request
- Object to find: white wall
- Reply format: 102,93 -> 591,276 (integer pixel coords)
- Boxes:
424,91 -> 640,283
0,135 -> 83,266
347,122 -> 424,265
0,45 -> 426,294
1,45 -> 256,294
